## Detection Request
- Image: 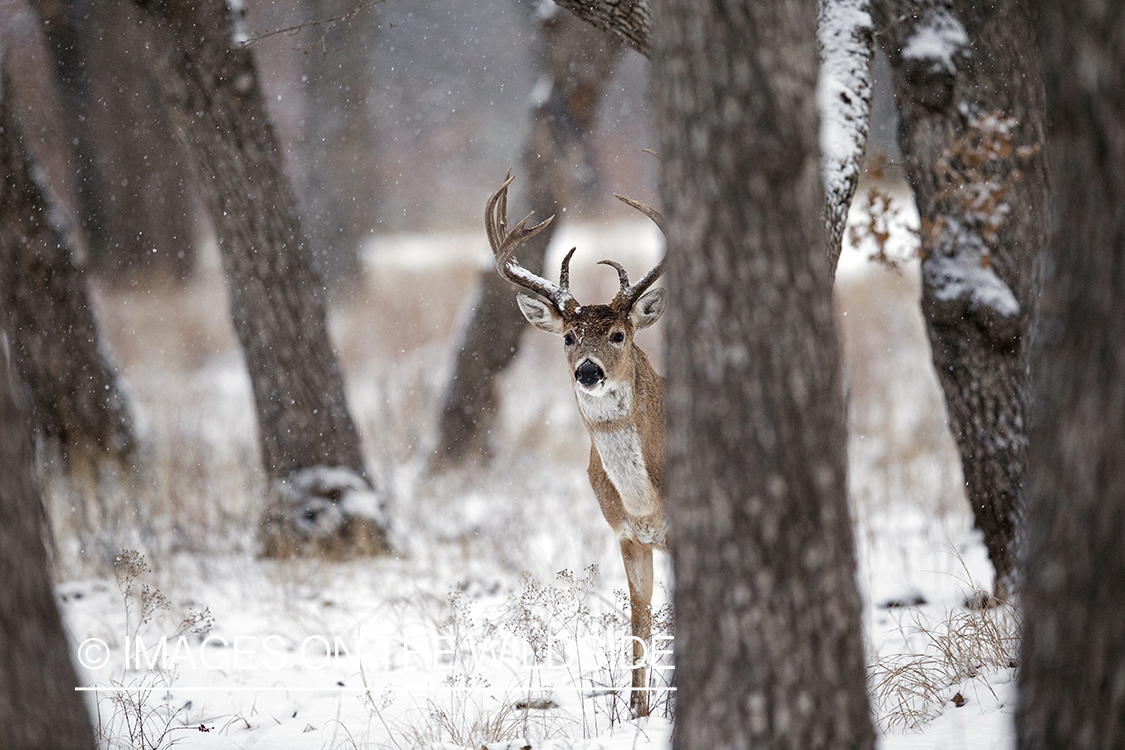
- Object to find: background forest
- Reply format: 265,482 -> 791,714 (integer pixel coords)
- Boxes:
0,0 -> 1121,749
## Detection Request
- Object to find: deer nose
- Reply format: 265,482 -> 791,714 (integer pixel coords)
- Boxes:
575,359 -> 604,387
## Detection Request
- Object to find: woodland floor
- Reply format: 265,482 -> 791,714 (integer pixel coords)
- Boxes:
53,182 -> 1017,749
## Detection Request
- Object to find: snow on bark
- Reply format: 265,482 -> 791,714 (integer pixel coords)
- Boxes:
817,0 -> 874,273
901,6 -> 969,73
922,222 -> 1020,345
263,466 -> 391,558
225,0 -> 250,45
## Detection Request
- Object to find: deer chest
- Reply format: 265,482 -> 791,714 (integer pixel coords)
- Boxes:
592,427 -> 658,518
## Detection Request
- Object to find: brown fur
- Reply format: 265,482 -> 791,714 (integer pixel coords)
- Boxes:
485,174 -> 667,716
519,296 -> 666,717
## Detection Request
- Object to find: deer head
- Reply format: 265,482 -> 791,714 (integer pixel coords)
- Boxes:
486,172 -> 666,396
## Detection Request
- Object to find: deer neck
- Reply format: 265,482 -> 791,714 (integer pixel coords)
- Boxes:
574,348 -> 662,520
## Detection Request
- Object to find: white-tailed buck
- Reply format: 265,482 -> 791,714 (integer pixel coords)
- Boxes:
486,172 -> 666,716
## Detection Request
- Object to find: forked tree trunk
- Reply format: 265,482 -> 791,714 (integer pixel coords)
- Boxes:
653,0 -> 875,747
30,0 -> 195,282
130,0 -> 388,557
0,346 -> 95,749
1018,3 -> 1125,746
431,8 -> 623,466
0,73 -> 135,468
300,0 -> 380,291
872,0 -> 1049,599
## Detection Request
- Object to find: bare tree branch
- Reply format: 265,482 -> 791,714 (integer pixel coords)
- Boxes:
236,0 -> 383,50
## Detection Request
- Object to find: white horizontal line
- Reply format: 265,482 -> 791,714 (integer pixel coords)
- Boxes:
75,686 -> 675,693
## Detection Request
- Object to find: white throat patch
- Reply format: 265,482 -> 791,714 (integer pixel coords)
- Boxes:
575,381 -> 632,424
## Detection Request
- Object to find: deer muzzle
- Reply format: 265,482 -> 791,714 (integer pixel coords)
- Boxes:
575,359 -> 605,388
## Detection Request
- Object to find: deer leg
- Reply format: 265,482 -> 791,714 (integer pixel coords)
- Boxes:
620,538 -> 654,718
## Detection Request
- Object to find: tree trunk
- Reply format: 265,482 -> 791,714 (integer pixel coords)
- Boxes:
299,0 -> 380,291
1018,2 -> 1125,747
873,0 -> 1049,599
0,72 -> 136,468
554,0 -> 876,275
818,0 -> 874,274
653,0 -> 875,747
31,0 -> 195,282
431,8 -> 623,467
130,0 -> 388,557
0,343 -> 95,749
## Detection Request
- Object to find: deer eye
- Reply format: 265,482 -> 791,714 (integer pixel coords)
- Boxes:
610,331 -> 625,344
564,332 -> 576,346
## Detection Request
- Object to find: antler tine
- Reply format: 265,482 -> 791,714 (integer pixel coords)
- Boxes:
559,248 -> 577,293
486,172 -> 570,310
597,259 -> 630,292
614,193 -> 666,234
625,256 -> 665,301
606,194 -> 667,311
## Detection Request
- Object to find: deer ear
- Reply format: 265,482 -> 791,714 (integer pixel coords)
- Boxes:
516,293 -> 565,335
630,287 -> 666,330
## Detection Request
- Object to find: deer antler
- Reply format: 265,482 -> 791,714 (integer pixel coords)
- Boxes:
602,194 -> 666,312
486,171 -> 576,313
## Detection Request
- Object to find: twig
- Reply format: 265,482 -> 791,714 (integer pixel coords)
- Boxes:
236,0 -> 384,49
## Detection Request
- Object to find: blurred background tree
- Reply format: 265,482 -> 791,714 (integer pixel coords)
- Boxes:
30,0 -> 195,283
0,0 -> 653,567
432,4 -> 626,467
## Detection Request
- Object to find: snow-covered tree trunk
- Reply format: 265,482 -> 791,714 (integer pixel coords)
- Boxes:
1019,3 -> 1125,746
653,0 -> 875,746
432,7 -> 623,466
0,341 -> 94,748
818,0 -> 873,274
872,0 -> 1048,599
30,0 -> 195,282
130,0 -> 389,557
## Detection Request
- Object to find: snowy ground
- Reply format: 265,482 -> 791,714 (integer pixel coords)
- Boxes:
54,181 -> 1018,749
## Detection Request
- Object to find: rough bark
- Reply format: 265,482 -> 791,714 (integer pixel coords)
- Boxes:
0,72 -> 135,467
0,346 -> 95,749
873,0 -> 1049,598
130,0 -> 388,556
300,0 -> 380,290
1019,2 -> 1125,747
30,0 -> 195,282
431,8 -> 623,466
551,0 -> 652,58
653,0 -> 875,747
